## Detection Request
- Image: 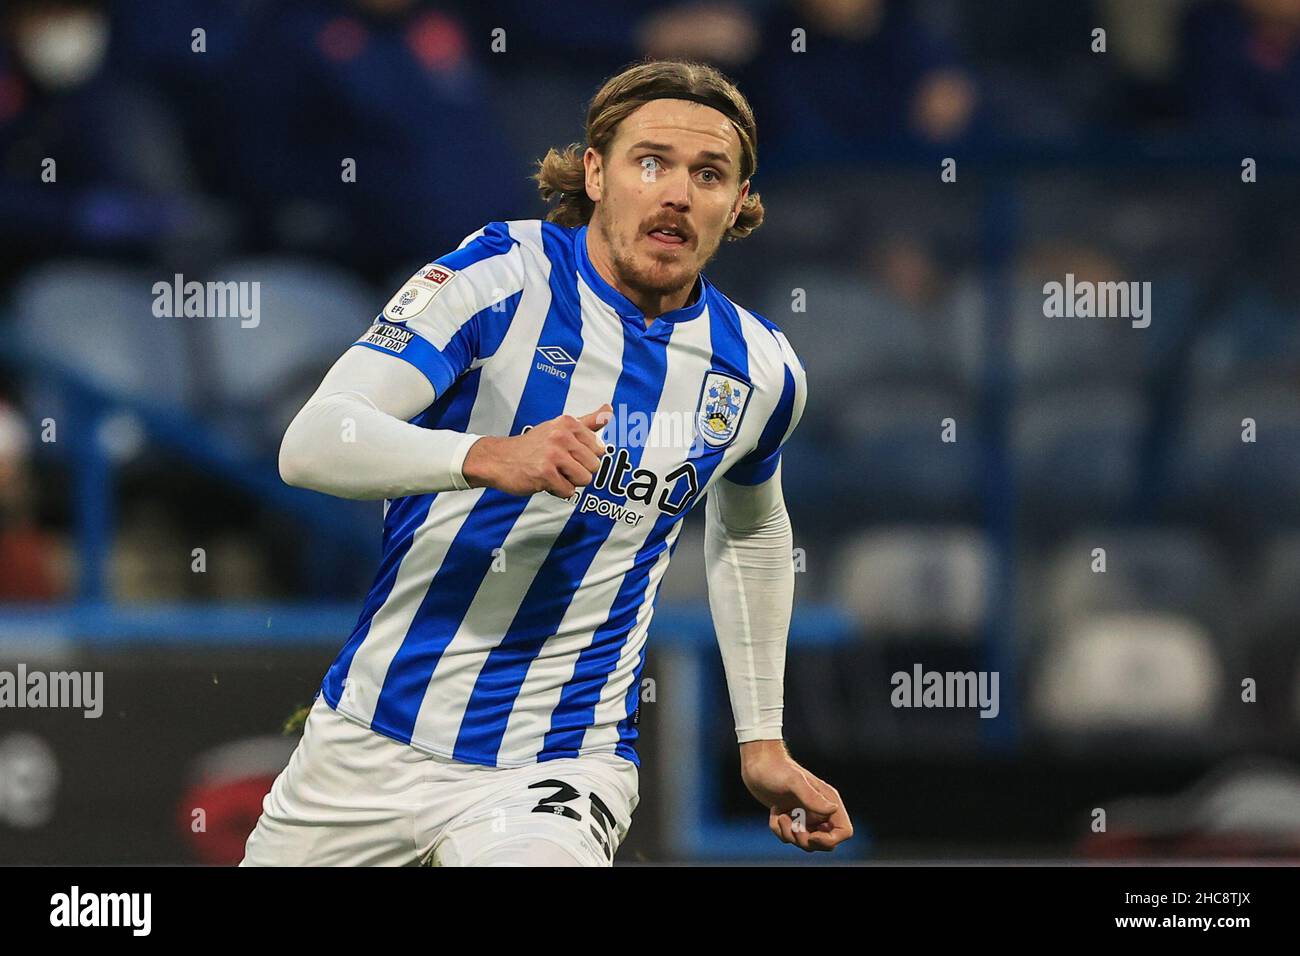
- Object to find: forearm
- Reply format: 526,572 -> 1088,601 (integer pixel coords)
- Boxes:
279,391 -> 482,499
278,345 -> 483,500
704,465 -> 794,744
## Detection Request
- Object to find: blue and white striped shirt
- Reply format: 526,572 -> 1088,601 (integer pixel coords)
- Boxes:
321,219 -> 806,767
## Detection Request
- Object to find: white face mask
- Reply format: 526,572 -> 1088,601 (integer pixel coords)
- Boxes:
16,10 -> 110,90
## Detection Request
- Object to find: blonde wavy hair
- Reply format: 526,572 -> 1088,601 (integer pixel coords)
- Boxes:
533,59 -> 764,240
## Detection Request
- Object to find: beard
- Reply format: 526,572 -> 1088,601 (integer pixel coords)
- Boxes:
599,215 -> 719,303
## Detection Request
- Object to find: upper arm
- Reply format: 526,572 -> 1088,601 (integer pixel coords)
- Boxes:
304,345 -> 439,422
709,459 -> 788,532
351,221 -> 523,398
722,332 -> 807,487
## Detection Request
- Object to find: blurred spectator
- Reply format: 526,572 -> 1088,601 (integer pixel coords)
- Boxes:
471,1 -> 777,75
637,3 -> 763,67
0,401 -> 71,601
954,0 -> 1115,139
1181,0 -> 1300,131
741,0 -> 978,170
229,0 -> 529,279
104,0 -> 264,256
1101,0 -> 1195,83
0,0 -> 214,281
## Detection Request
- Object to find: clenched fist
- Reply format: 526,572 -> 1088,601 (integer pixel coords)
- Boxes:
462,404 -> 612,497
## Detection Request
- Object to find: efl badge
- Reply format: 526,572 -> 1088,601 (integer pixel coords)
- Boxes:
695,371 -> 751,449
383,286 -> 428,321
382,262 -> 458,322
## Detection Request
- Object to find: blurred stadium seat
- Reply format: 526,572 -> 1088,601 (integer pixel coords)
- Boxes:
1164,380 -> 1300,526
201,257 -> 377,448
1029,611 -> 1223,736
1037,527 -> 1233,636
1009,282 -> 1148,392
1010,384 -> 1148,525
11,260 -> 195,409
834,385 -> 985,522
831,525 -> 992,643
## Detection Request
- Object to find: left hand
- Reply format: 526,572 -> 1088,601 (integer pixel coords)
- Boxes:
739,740 -> 853,853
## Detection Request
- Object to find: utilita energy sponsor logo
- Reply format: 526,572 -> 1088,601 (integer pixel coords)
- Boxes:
890,664 -> 1000,719
50,886 -> 151,936
521,419 -> 701,528
152,274 -> 261,328
551,439 -> 699,528
1042,273 -> 1151,328
0,665 -> 103,718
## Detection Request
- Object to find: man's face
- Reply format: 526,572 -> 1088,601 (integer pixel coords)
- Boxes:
585,98 -> 750,301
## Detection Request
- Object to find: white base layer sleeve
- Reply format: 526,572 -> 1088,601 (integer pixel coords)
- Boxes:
704,461 -> 794,744
278,346 -> 484,500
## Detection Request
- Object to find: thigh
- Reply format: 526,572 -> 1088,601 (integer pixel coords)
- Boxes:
240,697 -> 429,867
430,754 -> 640,868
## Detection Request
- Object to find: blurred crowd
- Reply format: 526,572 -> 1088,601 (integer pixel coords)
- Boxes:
5,0 -> 1300,282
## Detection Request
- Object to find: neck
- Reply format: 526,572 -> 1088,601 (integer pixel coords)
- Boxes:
585,222 -> 699,325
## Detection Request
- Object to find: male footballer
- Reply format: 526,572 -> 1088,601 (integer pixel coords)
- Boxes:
241,59 -> 852,866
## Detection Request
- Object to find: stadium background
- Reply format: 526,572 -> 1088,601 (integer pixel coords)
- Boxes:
3,0 -> 1300,863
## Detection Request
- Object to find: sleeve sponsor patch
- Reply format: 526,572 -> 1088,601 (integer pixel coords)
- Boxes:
422,263 -> 455,286
381,262 -> 458,322
356,320 -> 415,354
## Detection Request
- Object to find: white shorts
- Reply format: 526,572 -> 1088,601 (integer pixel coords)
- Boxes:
240,696 -> 639,866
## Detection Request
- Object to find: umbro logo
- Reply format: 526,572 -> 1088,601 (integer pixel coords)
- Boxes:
535,345 -> 576,380
536,345 -> 576,366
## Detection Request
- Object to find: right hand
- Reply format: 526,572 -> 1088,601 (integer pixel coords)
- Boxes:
462,404 -> 612,497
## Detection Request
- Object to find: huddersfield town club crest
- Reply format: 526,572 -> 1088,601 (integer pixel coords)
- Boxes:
695,371 -> 751,449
